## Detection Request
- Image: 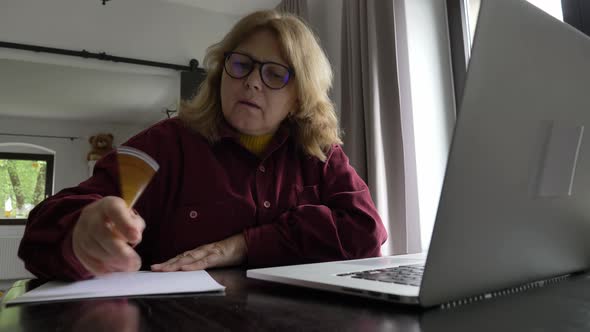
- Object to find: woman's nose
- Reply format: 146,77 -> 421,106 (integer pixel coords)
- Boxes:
244,65 -> 263,90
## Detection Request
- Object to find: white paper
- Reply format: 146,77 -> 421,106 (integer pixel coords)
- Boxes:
6,270 -> 225,305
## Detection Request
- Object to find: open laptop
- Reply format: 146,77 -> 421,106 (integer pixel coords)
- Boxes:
247,0 -> 590,307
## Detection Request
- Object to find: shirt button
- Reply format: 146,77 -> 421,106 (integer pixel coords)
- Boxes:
263,201 -> 271,208
189,210 -> 198,219
258,165 -> 266,173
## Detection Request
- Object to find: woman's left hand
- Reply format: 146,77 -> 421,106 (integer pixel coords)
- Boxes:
150,233 -> 247,272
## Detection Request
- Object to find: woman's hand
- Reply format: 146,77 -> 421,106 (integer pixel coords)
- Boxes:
72,196 -> 145,276
151,233 -> 247,272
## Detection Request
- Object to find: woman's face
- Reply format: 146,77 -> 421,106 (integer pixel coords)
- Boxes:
220,29 -> 297,136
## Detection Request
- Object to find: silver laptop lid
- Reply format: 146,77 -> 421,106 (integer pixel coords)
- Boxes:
420,0 -> 590,306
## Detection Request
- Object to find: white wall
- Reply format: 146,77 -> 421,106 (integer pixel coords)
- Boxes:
306,0 -> 343,116
401,0 -> 456,250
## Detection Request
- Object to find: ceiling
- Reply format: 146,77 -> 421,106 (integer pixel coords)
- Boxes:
0,59 -> 179,125
164,0 -> 281,16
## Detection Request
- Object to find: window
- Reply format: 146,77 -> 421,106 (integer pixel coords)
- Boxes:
0,153 -> 54,225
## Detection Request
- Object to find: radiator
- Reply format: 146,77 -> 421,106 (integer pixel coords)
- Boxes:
0,236 -> 34,280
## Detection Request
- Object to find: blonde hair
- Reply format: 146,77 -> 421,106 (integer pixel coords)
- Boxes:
179,10 -> 342,161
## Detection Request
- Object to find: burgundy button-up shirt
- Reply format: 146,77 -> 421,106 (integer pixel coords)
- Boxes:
19,118 -> 387,280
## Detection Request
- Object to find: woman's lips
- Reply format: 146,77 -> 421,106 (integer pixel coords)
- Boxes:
238,100 -> 261,109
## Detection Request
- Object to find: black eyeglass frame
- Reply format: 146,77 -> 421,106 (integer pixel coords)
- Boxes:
223,51 -> 294,90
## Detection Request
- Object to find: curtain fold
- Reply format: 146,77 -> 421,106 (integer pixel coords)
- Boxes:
275,0 -> 309,20
340,0 -> 421,255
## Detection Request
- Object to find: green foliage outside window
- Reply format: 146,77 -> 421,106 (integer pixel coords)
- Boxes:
0,159 -> 48,220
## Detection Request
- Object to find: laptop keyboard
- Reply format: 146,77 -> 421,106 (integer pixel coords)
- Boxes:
336,264 -> 424,287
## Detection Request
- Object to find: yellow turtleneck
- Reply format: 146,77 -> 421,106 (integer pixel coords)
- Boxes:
239,133 -> 274,157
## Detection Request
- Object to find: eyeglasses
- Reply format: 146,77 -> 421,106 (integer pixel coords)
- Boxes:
223,51 -> 293,90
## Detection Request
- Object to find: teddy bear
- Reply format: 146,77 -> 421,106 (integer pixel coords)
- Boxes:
87,133 -> 114,161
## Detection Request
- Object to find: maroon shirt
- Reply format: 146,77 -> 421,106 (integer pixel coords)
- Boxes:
19,118 -> 387,280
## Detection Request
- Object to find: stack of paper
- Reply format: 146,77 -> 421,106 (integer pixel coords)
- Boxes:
6,270 -> 225,305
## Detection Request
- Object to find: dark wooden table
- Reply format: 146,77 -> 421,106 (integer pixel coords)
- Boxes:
2,268 -> 590,331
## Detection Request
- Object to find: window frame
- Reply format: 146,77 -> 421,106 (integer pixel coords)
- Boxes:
562,0 -> 590,37
446,0 -> 472,115
0,152 -> 54,225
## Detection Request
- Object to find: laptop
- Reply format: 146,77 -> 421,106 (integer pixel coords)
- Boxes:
247,0 -> 590,307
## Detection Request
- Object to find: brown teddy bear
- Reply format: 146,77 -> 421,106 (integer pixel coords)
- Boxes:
87,133 -> 114,161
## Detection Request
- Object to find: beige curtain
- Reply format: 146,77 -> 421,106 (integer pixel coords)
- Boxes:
275,0 -> 309,20
340,0 -> 421,255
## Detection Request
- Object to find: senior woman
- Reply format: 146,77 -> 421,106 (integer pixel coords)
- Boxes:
18,10 -> 388,280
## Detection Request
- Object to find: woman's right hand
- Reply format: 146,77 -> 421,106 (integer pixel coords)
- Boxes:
72,196 -> 145,276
